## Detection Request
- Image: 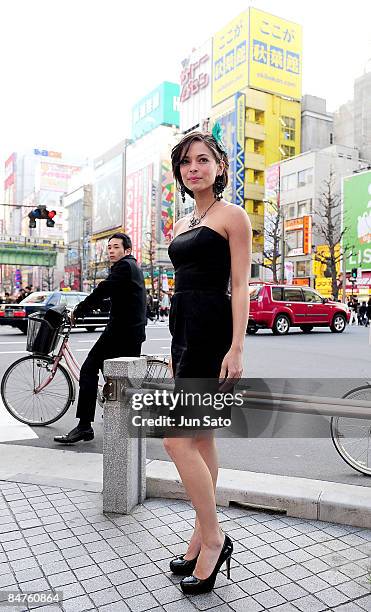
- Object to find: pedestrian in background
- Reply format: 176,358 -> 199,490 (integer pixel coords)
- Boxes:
164,130 -> 252,595
54,233 -> 146,444
367,298 -> 371,327
359,301 -> 368,326
159,290 -> 170,322
349,298 -> 358,326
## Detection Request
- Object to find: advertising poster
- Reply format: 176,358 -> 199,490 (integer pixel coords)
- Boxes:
343,171 -> 371,271
40,162 -> 81,192
160,161 -> 174,245
92,155 -> 123,234
212,94 -> 245,206
249,8 -> 302,100
212,11 -> 249,106
179,40 -> 212,133
125,165 -> 153,264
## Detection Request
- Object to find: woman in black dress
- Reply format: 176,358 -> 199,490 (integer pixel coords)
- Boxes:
164,130 -> 252,595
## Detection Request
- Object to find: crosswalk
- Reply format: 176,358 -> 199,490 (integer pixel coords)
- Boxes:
0,398 -> 38,442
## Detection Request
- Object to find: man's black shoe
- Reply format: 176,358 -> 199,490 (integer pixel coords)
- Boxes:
54,426 -> 94,444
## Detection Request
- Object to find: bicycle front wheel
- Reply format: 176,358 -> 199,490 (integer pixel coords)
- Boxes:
1,355 -> 74,426
331,385 -> 371,476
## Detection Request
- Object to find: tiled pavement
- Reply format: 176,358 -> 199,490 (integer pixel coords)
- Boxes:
0,481 -> 370,612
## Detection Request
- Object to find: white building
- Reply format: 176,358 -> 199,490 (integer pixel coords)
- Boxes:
278,145 -> 360,289
301,95 -> 334,153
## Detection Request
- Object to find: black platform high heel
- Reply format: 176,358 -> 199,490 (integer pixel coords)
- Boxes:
169,553 -> 199,576
180,535 -> 233,595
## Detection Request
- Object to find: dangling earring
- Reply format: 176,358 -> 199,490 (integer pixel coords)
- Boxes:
213,175 -> 224,201
180,184 -> 186,204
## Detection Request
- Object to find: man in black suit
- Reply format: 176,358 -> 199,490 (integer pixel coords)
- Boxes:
54,233 -> 146,444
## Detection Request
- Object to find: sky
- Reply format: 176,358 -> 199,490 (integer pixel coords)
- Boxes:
0,0 -> 370,169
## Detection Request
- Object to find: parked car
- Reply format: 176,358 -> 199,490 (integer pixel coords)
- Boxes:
0,291 -> 110,334
247,283 -> 350,335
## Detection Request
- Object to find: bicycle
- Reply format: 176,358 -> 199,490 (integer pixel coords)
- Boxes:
1,307 -> 170,426
331,384 -> 371,476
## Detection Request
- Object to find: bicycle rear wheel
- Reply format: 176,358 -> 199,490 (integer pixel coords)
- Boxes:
330,385 -> 371,475
144,357 -> 171,383
1,355 -> 74,426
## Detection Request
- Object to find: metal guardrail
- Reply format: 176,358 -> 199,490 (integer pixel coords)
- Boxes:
102,357 -> 371,514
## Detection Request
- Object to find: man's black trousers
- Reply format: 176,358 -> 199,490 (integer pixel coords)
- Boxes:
76,326 -> 142,422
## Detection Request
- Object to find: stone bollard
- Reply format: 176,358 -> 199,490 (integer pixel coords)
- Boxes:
102,356 -> 147,514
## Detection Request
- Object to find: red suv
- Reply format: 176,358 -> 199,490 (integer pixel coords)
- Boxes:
247,283 -> 350,335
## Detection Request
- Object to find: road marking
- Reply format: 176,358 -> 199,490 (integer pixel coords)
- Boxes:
0,399 -> 38,442
0,341 -> 26,345
0,351 -> 27,355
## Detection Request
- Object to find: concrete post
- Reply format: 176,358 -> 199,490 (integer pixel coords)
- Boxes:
102,356 -> 147,514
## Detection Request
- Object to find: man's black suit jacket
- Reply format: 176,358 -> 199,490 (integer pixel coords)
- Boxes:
74,255 -> 146,342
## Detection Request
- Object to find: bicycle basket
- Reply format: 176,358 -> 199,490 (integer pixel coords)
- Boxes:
27,308 -> 65,355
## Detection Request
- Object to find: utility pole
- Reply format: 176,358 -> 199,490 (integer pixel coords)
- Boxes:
278,163 -> 285,283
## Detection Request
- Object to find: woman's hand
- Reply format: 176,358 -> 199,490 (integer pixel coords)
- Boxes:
219,347 -> 243,391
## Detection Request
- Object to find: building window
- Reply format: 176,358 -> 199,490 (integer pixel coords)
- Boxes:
253,202 -> 260,214
281,116 -> 296,140
250,263 -> 260,277
298,168 -> 313,187
297,199 -> 312,216
281,173 -> 297,191
286,204 -> 296,219
280,145 -> 296,159
254,140 -> 263,154
286,230 -> 303,251
296,260 -> 310,277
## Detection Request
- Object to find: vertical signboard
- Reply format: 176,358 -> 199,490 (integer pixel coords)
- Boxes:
180,40 -> 212,133
303,215 -> 312,254
212,93 -> 245,206
234,92 -> 245,207
343,171 -> 371,271
160,161 -> 174,245
125,165 -> 153,264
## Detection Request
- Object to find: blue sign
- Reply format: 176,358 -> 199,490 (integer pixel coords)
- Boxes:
132,82 -> 180,140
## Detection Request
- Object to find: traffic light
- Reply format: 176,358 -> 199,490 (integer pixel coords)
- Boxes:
351,268 -> 358,279
28,206 -> 56,229
46,210 -> 56,228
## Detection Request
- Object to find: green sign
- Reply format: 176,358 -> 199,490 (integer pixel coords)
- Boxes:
343,170 -> 371,271
132,82 -> 179,140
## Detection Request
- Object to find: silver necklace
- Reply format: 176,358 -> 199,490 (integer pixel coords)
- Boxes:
188,199 -> 217,229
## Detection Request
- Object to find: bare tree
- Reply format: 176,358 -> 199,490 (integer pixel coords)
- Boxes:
142,232 -> 157,294
90,247 -> 110,290
313,168 -> 354,300
261,201 -> 283,282
42,267 -> 55,291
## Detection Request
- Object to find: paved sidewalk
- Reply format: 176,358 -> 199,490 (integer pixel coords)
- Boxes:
0,481 -> 370,612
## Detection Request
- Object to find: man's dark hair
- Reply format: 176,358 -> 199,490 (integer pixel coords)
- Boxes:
108,233 -> 132,250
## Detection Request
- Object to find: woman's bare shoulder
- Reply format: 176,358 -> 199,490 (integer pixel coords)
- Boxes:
173,214 -> 192,237
222,202 -> 250,222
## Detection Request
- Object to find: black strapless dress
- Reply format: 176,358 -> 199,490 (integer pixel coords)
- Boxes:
167,226 -> 233,429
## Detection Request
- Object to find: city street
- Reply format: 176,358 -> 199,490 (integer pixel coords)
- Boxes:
0,322 -> 370,488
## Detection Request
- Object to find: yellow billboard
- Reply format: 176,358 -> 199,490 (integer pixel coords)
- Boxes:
313,244 -> 341,297
212,11 -> 249,106
249,8 -> 302,100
